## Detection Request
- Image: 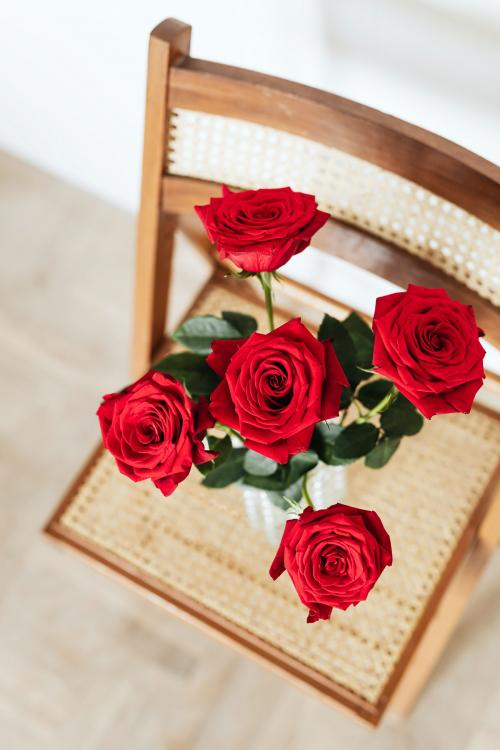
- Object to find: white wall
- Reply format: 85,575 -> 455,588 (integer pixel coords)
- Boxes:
0,1 -> 332,212
1,0 -> 499,213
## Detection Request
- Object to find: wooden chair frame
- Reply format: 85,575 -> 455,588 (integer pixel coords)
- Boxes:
46,18 -> 500,725
132,19 -> 500,379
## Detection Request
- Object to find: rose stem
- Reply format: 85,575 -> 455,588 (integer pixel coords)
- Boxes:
355,385 -> 399,424
257,272 -> 275,331
301,473 -> 314,508
214,422 -> 243,442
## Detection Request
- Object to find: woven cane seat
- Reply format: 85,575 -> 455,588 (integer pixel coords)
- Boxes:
50,282 -> 500,721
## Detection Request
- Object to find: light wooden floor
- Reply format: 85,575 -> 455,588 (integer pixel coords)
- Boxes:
1,150 -> 500,750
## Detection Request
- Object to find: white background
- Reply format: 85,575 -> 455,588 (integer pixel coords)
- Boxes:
1,0 -> 499,212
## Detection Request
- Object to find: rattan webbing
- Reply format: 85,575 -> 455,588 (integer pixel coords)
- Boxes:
168,109 -> 500,306
59,285 -> 500,705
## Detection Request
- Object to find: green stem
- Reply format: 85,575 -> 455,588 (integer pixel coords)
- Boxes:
301,473 -> 314,508
352,399 -> 363,418
214,422 -> 243,442
355,385 -> 398,424
257,272 -> 275,331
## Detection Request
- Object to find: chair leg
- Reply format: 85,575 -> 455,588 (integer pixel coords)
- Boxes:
132,212 -> 177,378
388,486 -> 500,717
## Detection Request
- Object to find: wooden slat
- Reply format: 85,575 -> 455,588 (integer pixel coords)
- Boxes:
161,175 -> 500,352
168,58 -> 500,229
162,174 -> 217,213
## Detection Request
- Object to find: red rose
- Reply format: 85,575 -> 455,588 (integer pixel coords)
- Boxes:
195,185 -> 329,272
270,504 -> 392,623
372,285 -> 485,418
207,318 -> 348,463
97,371 -> 214,496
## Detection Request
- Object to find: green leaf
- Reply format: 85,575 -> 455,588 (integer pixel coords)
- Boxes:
221,311 -> 258,338
286,451 -> 319,484
172,311 -> 257,356
380,395 -> 424,437
365,436 -> 401,468
284,482 -> 303,504
318,313 -> 374,388
357,379 -> 394,409
207,434 -> 232,453
154,352 -> 220,398
197,434 -> 232,476
243,450 -> 278,477
201,448 -> 247,488
343,312 -> 374,370
340,387 -> 352,410
267,494 -> 290,510
312,422 -> 359,465
318,314 -> 360,388
331,423 -> 379,459
312,422 -> 343,463
243,450 -> 318,492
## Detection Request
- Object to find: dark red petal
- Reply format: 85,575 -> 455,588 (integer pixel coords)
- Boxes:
406,284 -> 449,300
153,467 -> 190,497
269,521 -> 297,580
193,396 -> 215,436
373,291 -> 405,321
306,603 -> 332,623
443,378 -> 484,413
206,338 -> 244,376
243,424 -> 314,464
209,380 -> 240,430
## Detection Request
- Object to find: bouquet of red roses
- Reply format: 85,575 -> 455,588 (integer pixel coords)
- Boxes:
97,186 -> 486,623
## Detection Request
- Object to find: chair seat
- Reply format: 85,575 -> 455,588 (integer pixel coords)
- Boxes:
46,279 -> 500,724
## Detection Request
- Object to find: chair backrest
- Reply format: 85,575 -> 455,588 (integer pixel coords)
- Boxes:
132,18 -> 500,379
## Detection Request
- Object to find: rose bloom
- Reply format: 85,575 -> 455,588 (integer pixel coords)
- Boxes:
97,371 -> 214,496
207,318 -> 348,464
270,504 -> 393,623
195,185 -> 329,273
372,284 -> 485,418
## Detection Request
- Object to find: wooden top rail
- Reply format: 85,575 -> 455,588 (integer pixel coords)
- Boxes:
165,56 -> 500,229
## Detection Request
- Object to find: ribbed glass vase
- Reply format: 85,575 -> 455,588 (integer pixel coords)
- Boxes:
241,463 -> 348,545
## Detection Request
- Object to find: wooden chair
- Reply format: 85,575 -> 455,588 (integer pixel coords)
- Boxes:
45,18 -> 500,726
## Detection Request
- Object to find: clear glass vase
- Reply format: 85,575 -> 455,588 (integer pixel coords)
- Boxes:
241,463 -> 348,545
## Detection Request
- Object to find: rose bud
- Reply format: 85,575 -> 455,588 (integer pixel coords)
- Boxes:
195,185 -> 329,273
270,504 -> 393,623
372,284 -> 485,418
97,371 -> 215,496
207,318 -> 348,464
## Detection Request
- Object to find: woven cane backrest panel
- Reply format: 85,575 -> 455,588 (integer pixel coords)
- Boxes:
168,109 -> 500,306
59,284 -> 500,705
